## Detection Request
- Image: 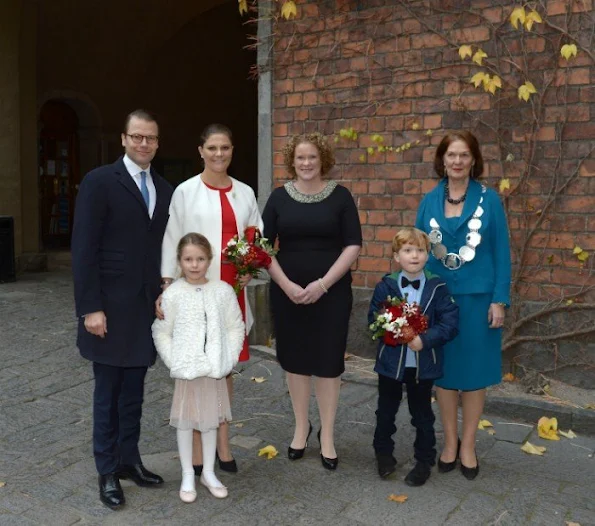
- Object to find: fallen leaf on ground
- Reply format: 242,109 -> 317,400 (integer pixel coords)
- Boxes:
537,416 -> 560,441
234,423 -> 244,428
487,429 -> 496,435
251,376 -> 267,383
585,403 -> 595,410
258,445 -> 278,459
521,441 -> 546,455
388,494 -> 408,503
565,521 -> 581,526
559,429 -> 577,439
345,353 -> 354,360
502,372 -> 515,382
0,481 -> 5,488
478,419 -> 493,430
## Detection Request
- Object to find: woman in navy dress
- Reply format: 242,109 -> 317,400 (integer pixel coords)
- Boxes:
415,131 -> 511,479
263,133 -> 362,470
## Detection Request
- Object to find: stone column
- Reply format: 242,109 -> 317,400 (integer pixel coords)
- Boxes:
0,0 -> 22,255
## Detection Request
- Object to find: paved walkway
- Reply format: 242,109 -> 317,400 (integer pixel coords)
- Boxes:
0,272 -> 593,525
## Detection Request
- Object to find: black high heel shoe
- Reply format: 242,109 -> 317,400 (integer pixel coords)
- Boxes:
216,452 -> 238,473
317,429 -> 338,470
460,452 -> 479,480
438,438 -> 461,473
288,421 -> 313,460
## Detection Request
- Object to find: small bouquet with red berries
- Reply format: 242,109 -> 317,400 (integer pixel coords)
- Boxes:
369,296 -> 429,346
222,226 -> 276,294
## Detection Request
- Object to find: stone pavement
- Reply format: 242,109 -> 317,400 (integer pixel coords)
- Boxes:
0,271 -> 594,526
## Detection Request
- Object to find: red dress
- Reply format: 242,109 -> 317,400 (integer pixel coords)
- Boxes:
204,181 -> 249,362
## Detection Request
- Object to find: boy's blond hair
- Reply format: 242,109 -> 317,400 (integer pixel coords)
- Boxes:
392,227 -> 431,253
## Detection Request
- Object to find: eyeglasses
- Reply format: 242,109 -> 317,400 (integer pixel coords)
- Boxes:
125,133 -> 159,145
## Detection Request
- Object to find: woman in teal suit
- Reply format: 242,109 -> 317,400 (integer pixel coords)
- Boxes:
415,131 -> 511,480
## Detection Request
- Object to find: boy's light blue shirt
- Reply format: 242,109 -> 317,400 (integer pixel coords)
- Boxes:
397,271 -> 426,368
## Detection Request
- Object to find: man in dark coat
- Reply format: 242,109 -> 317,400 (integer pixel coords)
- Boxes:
72,109 -> 173,509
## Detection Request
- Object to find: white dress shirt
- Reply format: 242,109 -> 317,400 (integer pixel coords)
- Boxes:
398,271 -> 426,368
123,154 -> 156,218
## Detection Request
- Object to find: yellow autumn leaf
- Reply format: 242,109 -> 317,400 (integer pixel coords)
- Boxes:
472,49 -> 488,66
577,251 -> 589,262
518,81 -> 537,101
470,72 -> 488,88
499,178 -> 511,193
234,422 -> 244,428
280,0 -> 297,20
458,45 -> 473,60
478,419 -> 493,430
358,154 -> 366,162
367,147 -> 375,155
425,129 -> 433,136
521,441 -> 546,455
560,44 -> 578,61
411,122 -> 420,130
565,522 -> 581,526
251,376 -> 267,383
559,429 -> 577,439
484,75 -> 502,94
388,494 -> 408,503
487,429 -> 496,435
238,0 -> 248,16
585,403 -> 595,410
0,481 -> 5,488
503,372 -> 515,382
510,6 -> 526,29
565,299 -> 574,306
524,10 -> 543,31
573,245 -> 583,255
258,445 -> 279,459
537,416 -> 560,441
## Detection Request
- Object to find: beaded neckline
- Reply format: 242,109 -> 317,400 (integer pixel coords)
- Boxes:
284,180 -> 337,203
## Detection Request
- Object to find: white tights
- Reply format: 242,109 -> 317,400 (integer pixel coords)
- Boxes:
177,427 -> 224,491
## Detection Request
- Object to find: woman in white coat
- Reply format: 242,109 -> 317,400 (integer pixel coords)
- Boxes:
160,123 -> 263,474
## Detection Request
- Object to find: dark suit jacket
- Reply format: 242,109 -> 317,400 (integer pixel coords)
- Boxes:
72,156 -> 173,367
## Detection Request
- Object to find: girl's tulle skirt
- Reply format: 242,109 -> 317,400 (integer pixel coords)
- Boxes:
170,377 -> 231,432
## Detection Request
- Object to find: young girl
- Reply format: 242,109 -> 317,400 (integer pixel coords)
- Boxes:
152,233 -> 244,503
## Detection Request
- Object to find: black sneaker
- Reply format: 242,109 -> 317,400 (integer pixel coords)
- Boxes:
404,462 -> 431,486
376,454 -> 397,479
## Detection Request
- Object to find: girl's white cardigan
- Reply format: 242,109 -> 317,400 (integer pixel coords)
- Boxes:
151,279 -> 245,380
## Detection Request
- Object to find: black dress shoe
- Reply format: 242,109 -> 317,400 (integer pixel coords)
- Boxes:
99,473 -> 125,509
193,464 -> 203,477
288,421 -> 313,460
438,438 -> 461,473
216,452 -> 238,473
317,429 -> 338,470
376,453 -> 397,479
460,454 -> 479,480
404,462 -> 432,487
117,463 -> 164,487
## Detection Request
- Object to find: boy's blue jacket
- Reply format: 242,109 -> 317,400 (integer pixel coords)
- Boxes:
368,270 -> 459,382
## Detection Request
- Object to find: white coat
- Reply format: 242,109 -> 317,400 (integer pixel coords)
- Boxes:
161,174 -> 263,332
151,279 -> 245,380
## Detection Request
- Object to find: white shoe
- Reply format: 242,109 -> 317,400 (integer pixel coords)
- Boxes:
200,474 -> 228,499
179,488 -> 197,503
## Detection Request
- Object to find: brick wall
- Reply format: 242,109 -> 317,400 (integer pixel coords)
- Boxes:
270,0 -> 595,301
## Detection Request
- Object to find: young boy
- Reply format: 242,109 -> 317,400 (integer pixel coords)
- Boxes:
368,227 -> 459,486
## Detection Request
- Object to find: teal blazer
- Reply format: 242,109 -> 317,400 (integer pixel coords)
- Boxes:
415,179 -> 511,305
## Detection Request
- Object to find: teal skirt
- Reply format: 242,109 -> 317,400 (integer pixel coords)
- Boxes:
435,293 -> 502,391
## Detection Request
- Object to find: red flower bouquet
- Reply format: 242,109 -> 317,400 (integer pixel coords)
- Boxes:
222,226 -> 276,293
369,296 -> 429,346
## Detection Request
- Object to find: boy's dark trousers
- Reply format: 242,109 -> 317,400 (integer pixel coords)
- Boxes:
373,368 -> 436,465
